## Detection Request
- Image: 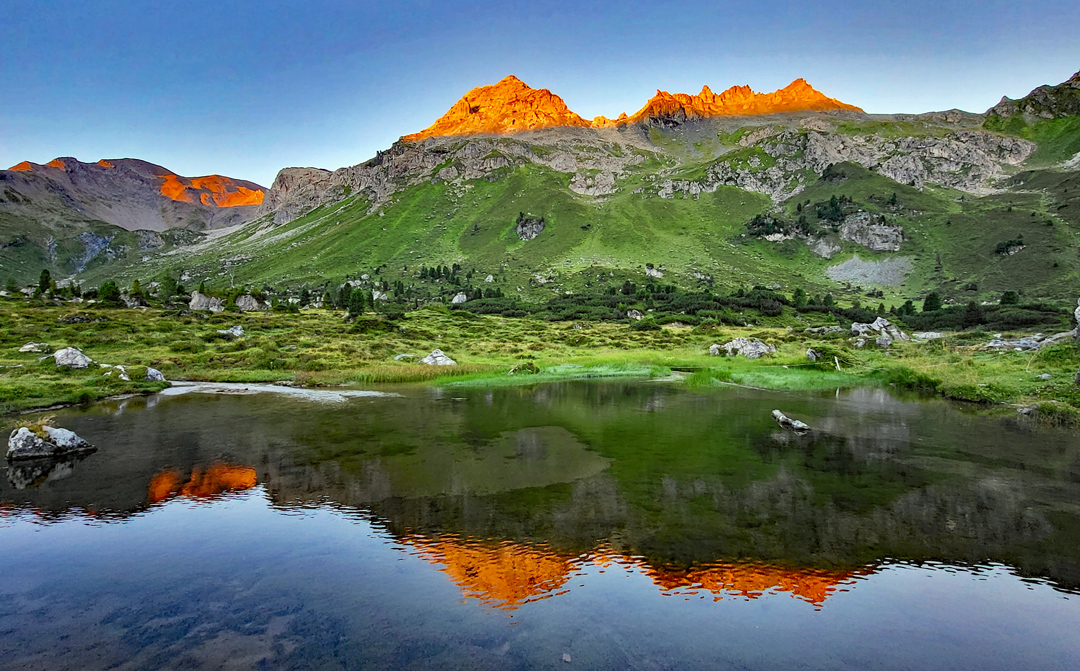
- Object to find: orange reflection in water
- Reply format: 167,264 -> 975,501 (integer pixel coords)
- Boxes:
404,535 -> 868,611
645,561 -> 868,608
402,535 -> 577,610
148,464 -> 257,503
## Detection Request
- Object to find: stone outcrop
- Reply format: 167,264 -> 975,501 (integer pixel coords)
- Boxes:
515,215 -> 545,241
716,338 -> 776,359
235,294 -> 268,312
420,349 -> 457,366
7,426 -> 96,460
190,291 -> 224,313
19,342 -> 50,353
988,69 -> 1080,120
54,347 -> 93,369
851,317 -> 910,347
838,211 -> 904,251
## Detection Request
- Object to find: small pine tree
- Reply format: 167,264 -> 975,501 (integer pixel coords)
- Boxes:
922,292 -> 942,312
962,301 -> 984,329
98,280 -> 122,305
347,287 -> 365,316
999,291 -> 1020,306
38,269 -> 51,296
4,277 -> 17,294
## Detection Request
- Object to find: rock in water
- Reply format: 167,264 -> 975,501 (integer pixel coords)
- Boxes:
146,367 -> 166,382
54,347 -> 93,369
217,325 -> 245,339
7,426 -> 96,460
420,349 -> 457,366
722,338 -> 777,359
772,410 -> 811,434
189,291 -> 225,313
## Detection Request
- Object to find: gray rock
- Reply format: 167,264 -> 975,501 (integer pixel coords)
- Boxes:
372,290 -> 388,301
54,346 -> 92,369
115,365 -> 130,382
722,337 -> 777,359
852,337 -> 868,349
235,294 -> 269,312
217,325 -> 245,339
627,309 -> 644,321
1039,374 -> 1052,381
420,349 -> 457,366
189,291 -> 224,313
484,275 -> 494,283
7,426 -> 96,460
451,292 -> 468,304
806,348 -> 823,361
393,354 -> 419,361
876,335 -> 893,349
772,410 -> 811,434
19,342 -> 50,353
1038,330 -> 1077,349
1075,365 -> 1080,387
515,215 -> 545,241
912,332 -> 945,341
985,337 -> 1041,351
709,343 -> 723,356
839,211 -> 904,251
145,367 -> 166,382
804,325 -> 843,335
851,317 -> 910,343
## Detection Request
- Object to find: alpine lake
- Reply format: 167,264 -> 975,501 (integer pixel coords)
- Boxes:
2,379 -> 1079,670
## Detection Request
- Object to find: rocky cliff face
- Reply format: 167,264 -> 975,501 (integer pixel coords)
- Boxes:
0,157 -> 266,231
988,69 -> 1080,120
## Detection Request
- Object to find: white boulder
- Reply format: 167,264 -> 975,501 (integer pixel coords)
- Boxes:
451,292 -> 468,304
217,325 -> 245,339
19,342 -> 50,353
721,337 -> 776,359
190,291 -> 224,313
7,426 -> 96,460
420,349 -> 457,366
54,347 -> 93,369
145,367 -> 166,382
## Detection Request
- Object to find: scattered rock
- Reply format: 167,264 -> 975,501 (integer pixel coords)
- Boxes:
804,325 -> 843,336
7,426 -> 96,460
54,347 -> 93,369
1038,374 -> 1052,381
393,354 -> 419,361
645,264 -> 664,278
772,410 -> 810,434
19,342 -> 50,353
372,290 -> 388,302
985,337 -> 1041,351
235,294 -> 269,312
876,335 -> 893,349
708,343 -> 723,356
484,275 -> 494,283
121,292 -> 149,309
806,348 -> 823,361
451,292 -> 468,304
420,349 -> 457,366
1037,330 -> 1077,349
627,309 -> 644,321
217,325 -> 245,339
189,291 -> 224,313
116,365 -> 130,382
853,338 -> 868,349
912,332 -> 945,341
721,337 -> 776,359
515,214 -> 545,241
145,367 -> 166,382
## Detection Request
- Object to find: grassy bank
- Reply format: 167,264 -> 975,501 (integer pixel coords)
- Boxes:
1,302 -> 1077,423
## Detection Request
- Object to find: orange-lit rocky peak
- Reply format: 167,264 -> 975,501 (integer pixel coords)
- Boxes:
627,79 -> 862,122
157,173 -> 265,208
45,158 -> 67,170
401,75 -> 591,141
97,159 -> 115,168
8,161 -> 33,171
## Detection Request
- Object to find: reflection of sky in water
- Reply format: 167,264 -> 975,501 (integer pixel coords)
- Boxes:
1,490 -> 1078,670
2,381 -> 1080,669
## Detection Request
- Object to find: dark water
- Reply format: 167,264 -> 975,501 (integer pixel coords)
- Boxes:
2,381 -> 1079,670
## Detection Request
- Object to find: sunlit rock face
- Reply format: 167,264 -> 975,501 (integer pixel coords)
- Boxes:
402,75 -> 591,141
148,464 -> 258,503
157,173 -> 265,207
622,79 -> 863,124
401,76 -> 862,142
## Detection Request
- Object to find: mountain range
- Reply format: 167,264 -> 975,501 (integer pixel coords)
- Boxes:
1,71 -> 1078,306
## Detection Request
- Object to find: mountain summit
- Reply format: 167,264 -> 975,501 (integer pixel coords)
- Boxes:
402,75 -> 590,141
403,76 -> 862,141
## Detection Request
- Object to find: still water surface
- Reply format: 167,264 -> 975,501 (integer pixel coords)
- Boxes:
1,381 -> 1079,670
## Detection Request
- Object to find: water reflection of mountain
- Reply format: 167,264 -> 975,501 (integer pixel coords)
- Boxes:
2,382 -> 1078,595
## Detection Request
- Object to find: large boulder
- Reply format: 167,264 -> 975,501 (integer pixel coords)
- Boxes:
54,347 -> 93,369
720,337 -> 776,359
420,349 -> 457,366
189,291 -> 225,313
235,294 -> 269,312
7,426 -> 96,460
145,367 -> 166,382
851,317 -> 909,347
806,348 -> 823,361
451,292 -> 468,305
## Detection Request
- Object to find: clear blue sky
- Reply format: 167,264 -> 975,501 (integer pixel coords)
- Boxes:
2,0 -> 1077,186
